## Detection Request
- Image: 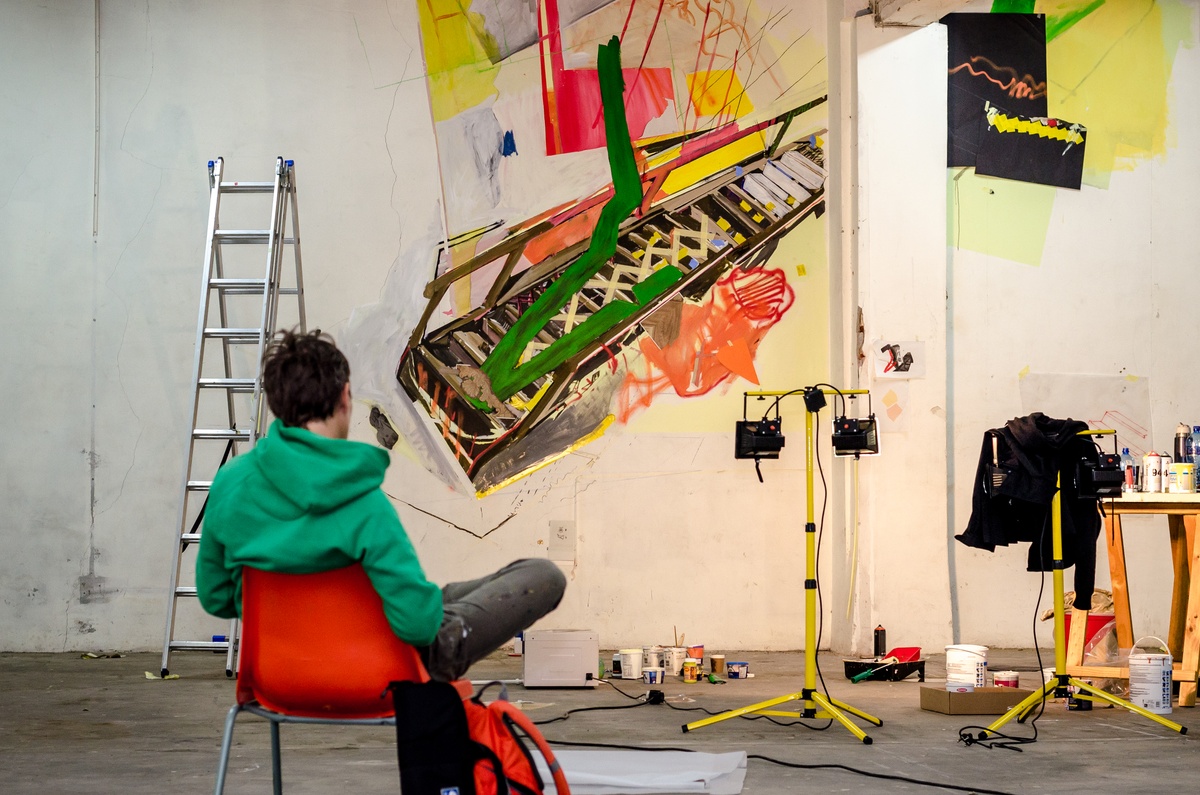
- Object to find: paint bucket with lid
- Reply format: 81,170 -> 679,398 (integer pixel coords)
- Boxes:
945,644 -> 988,688
642,646 -> 665,670
642,667 -> 665,685
727,661 -> 750,679
1168,463 -> 1196,493
619,649 -> 643,680
1128,636 -> 1172,714
665,647 -> 688,675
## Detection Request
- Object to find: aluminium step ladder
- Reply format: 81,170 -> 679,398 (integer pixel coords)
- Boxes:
160,156 -> 306,677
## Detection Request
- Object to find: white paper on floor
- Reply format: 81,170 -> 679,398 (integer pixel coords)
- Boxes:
534,750 -> 747,795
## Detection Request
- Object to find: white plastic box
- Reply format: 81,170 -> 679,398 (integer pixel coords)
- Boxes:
522,629 -> 599,687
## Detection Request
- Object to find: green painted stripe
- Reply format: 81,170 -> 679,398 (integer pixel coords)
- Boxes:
481,35 -> 644,401
1046,0 -> 1106,42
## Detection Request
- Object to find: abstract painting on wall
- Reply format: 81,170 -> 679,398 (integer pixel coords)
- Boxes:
399,0 -> 830,494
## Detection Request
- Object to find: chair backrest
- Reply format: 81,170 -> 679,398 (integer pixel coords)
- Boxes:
238,563 -> 430,719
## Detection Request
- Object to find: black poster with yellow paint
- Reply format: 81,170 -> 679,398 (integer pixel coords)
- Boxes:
944,13 -> 1047,168
976,105 -> 1087,189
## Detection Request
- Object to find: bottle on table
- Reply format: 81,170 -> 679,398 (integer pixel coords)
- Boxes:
1121,448 -> 1137,493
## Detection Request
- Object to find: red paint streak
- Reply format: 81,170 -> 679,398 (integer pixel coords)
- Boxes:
616,266 -> 794,422
949,56 -> 1047,100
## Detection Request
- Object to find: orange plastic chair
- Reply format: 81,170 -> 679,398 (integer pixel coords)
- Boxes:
214,563 -> 435,794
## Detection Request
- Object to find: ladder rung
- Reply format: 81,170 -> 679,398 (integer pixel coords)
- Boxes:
181,533 -> 202,544
192,429 -> 252,441
204,328 -> 263,343
218,181 -> 275,193
213,230 -> 296,245
186,480 -> 212,491
175,586 -> 198,597
210,278 -> 267,293
198,377 -> 256,391
169,640 -> 230,651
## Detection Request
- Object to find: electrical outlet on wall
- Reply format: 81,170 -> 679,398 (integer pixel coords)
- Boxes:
547,520 -> 576,561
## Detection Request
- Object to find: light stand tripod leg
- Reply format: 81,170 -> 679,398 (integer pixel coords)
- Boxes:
981,678 -> 1058,737
682,692 -> 804,733
810,691 -> 875,744
1069,678 -> 1187,734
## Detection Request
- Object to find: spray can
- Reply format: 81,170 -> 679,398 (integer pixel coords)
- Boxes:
1175,423 -> 1191,463
873,625 -> 887,658
1142,451 -> 1162,493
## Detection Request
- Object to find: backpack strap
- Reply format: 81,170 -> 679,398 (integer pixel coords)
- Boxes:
487,700 -> 571,795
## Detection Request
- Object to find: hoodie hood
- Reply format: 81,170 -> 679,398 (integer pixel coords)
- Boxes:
253,418 -> 390,513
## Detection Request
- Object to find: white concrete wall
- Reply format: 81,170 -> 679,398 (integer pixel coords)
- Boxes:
0,0 -> 829,653
3,0 -> 1196,658
856,4 -> 1200,651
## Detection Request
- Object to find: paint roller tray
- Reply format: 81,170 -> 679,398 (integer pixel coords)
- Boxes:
843,658 -> 926,682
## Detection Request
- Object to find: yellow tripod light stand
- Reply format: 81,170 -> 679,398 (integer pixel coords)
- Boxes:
978,429 -> 1186,739
683,388 -> 882,743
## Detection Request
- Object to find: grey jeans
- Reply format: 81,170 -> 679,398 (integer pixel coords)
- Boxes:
420,558 -> 566,682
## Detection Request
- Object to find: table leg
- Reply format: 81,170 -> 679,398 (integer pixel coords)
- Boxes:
1167,516 -> 1190,660
1179,515 -> 1200,707
1107,512 -> 1133,649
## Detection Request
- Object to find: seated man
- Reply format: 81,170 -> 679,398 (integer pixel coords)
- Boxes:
196,329 -> 566,681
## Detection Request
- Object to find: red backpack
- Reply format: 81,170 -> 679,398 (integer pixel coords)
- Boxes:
390,680 -> 571,795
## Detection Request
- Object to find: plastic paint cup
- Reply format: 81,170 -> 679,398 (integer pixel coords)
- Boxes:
642,667 -> 665,685
726,661 -> 749,679
993,670 -> 1020,688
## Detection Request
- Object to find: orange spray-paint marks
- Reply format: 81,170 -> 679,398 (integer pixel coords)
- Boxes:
616,266 -> 794,422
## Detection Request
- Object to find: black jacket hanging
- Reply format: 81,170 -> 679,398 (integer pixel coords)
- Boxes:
956,413 -> 1102,611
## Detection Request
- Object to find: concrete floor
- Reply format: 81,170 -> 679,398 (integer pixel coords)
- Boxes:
1,647 -> 1196,794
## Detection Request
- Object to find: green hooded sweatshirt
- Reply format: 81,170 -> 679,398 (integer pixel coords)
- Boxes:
195,418 -> 444,646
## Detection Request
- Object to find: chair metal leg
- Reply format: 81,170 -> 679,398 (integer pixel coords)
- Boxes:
214,704 -> 243,795
271,720 -> 282,795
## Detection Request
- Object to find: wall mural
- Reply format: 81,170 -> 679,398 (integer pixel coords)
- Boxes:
396,0 -> 829,494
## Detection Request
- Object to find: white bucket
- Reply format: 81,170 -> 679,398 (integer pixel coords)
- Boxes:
619,648 -> 643,680
642,645 -> 665,670
945,644 -> 988,687
665,647 -> 688,675
1129,648 -> 1173,715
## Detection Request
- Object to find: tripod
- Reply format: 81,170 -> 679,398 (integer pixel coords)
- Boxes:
683,388 -> 882,743
979,430 -> 1186,738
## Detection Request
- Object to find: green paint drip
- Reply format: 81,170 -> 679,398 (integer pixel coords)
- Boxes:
990,0 -> 1036,12
481,35 -> 645,401
1046,0 -> 1106,42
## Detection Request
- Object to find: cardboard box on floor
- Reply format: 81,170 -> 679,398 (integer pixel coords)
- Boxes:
920,686 -> 1035,715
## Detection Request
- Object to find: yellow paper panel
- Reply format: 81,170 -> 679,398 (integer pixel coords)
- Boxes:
685,70 -> 755,119
417,0 -> 500,121
947,169 -> 1055,266
659,132 -> 767,197
1045,0 -> 1192,185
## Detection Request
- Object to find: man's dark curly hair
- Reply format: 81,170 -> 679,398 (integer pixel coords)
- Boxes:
261,328 -> 350,427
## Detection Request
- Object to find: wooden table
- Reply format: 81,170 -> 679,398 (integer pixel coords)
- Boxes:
1065,493 -> 1200,706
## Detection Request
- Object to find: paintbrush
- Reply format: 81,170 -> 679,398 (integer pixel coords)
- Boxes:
851,656 -> 899,683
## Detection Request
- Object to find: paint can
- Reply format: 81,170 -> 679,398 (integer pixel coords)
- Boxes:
642,645 -> 665,670
1168,463 -> 1196,493
710,654 -> 726,676
993,670 -> 1020,688
726,661 -> 750,679
642,667 -> 665,685
1142,451 -> 1162,493
682,659 -> 701,684
1129,637 -> 1173,715
665,647 -> 689,675
619,649 -> 643,680
945,644 -> 988,688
